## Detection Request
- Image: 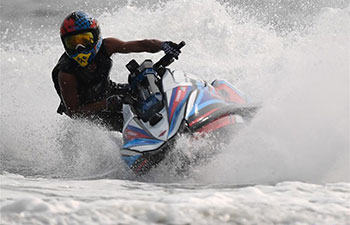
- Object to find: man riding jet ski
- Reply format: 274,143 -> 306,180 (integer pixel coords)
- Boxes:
52,11 -> 180,131
52,11 -> 259,175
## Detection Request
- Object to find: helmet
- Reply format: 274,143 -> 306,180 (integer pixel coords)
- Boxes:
60,11 -> 102,67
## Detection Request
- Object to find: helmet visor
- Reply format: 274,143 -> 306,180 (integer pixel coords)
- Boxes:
64,32 -> 95,51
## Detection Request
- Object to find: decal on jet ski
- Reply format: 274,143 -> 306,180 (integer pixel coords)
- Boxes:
188,108 -> 220,127
197,114 -> 236,133
123,138 -> 163,149
188,87 -> 226,118
168,86 -> 192,134
124,125 -> 153,141
123,125 -> 163,149
213,80 -> 246,104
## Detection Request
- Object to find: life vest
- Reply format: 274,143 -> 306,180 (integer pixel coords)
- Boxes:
52,39 -> 113,114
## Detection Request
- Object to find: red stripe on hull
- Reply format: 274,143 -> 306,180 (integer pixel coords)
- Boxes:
189,108 -> 219,127
215,85 -> 246,104
125,129 -> 151,141
197,115 -> 235,133
169,87 -> 188,121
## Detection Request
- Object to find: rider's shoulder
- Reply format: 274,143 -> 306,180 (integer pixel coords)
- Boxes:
103,37 -> 124,45
103,37 -> 125,56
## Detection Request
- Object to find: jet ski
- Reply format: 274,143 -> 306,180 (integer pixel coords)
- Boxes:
119,41 -> 259,175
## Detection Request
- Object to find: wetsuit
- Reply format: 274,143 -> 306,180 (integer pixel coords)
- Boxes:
52,40 -> 124,131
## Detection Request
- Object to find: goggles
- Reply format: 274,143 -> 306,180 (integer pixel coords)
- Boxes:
64,32 -> 95,52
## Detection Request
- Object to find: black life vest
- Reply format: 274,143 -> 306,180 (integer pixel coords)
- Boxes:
52,40 -> 113,114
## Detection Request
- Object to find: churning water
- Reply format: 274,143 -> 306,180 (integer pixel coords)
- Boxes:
0,0 -> 349,224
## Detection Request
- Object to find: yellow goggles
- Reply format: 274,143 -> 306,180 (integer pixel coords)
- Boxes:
64,32 -> 95,50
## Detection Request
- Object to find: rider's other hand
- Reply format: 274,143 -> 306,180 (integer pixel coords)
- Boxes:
161,41 -> 181,59
116,83 -> 130,95
106,95 -> 123,112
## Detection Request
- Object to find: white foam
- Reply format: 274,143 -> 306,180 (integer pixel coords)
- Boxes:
196,7 -> 349,184
0,0 -> 348,183
1,175 -> 349,225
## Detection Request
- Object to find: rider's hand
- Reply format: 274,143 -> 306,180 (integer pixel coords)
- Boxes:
106,95 -> 123,112
161,41 -> 181,59
116,83 -> 130,96
115,83 -> 135,105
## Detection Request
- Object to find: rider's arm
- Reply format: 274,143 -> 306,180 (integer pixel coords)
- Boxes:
58,71 -> 107,117
103,38 -> 163,56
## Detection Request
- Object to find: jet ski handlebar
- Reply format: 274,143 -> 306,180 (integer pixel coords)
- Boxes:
126,41 -> 186,75
153,41 -> 186,70
126,41 -> 186,78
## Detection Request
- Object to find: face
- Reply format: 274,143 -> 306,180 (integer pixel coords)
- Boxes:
64,32 -> 94,50
71,52 -> 92,67
63,32 -> 100,67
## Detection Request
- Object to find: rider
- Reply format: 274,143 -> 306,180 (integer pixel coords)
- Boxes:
52,11 -> 180,132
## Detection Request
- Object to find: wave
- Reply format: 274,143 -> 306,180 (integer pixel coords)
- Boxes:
0,0 -> 348,183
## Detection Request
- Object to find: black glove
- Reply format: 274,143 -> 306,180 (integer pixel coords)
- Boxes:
116,83 -> 131,97
115,83 -> 136,105
161,41 -> 181,59
106,95 -> 123,112
110,82 -> 130,96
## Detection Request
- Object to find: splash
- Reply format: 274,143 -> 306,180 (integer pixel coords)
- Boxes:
0,0 -> 348,183
195,7 -> 349,184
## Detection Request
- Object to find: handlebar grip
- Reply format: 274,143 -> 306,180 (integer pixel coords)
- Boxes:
177,41 -> 186,49
154,41 -> 186,70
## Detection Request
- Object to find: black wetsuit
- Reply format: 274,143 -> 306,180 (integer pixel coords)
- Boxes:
52,40 -> 124,131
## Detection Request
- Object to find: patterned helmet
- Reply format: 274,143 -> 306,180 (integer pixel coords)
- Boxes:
60,11 -> 102,67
